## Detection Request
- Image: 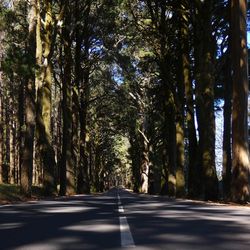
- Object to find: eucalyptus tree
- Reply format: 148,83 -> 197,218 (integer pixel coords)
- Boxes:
231,0 -> 250,202
59,0 -> 75,195
35,0 -> 58,195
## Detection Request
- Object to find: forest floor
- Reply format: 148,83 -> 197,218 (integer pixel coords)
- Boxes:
0,184 -> 44,205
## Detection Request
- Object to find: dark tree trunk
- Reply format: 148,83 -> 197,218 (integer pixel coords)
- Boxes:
194,0 -> 219,201
18,80 -> 25,185
20,0 -> 36,196
167,102 -> 177,197
77,1 -> 91,194
129,124 -> 141,193
5,95 -> 10,183
222,51 -> 232,199
60,2 -> 75,196
0,71 -> 3,184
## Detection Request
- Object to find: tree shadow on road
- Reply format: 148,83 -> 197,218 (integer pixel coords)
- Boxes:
0,194 -> 120,250
120,189 -> 250,250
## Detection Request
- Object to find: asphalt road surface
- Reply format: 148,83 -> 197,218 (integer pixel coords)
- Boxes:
0,187 -> 250,250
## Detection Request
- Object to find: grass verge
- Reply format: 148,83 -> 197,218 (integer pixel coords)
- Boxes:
0,184 -> 44,205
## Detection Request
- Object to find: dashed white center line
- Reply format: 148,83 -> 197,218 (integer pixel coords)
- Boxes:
117,193 -> 135,248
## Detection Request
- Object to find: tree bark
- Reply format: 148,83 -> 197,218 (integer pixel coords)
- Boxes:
167,99 -> 177,197
18,79 -> 25,185
176,117 -> 185,197
77,1 -> 91,194
222,47 -> 232,199
36,0 -> 56,195
194,0 -> 218,200
60,2 -> 75,195
0,67 -> 3,184
20,0 -> 36,195
179,0 -> 199,199
231,0 -> 250,202
5,93 -> 10,183
9,118 -> 15,184
140,118 -> 149,193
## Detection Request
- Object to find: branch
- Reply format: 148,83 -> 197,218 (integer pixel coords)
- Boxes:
138,129 -> 149,144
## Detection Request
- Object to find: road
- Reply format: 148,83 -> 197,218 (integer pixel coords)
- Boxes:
0,187 -> 250,250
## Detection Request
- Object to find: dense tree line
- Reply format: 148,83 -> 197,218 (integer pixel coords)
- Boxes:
0,0 -> 249,203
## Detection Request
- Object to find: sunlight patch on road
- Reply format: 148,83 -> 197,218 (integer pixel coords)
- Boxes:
61,221 -> 118,232
0,209 -> 20,214
0,222 -> 23,230
14,237 -> 81,250
37,206 -> 95,213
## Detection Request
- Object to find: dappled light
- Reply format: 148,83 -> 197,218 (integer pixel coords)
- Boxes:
0,188 -> 250,249
0,0 -> 250,249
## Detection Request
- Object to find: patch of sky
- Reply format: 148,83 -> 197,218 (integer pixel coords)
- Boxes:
248,32 -> 250,48
215,99 -> 224,180
214,95 -> 250,181
112,64 -> 124,85
89,38 -> 105,57
193,91 -> 224,179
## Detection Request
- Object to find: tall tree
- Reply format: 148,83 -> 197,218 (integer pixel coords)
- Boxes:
0,62 -> 3,184
77,0 -> 91,194
0,26 -> 3,184
231,0 -> 250,202
35,0 -> 56,195
194,0 -> 219,200
222,0 -> 232,200
20,0 -> 36,195
60,0 -> 75,195
178,0 -> 199,198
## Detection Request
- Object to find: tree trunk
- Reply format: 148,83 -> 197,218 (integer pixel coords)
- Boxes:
0,71 -> 3,184
20,0 -> 36,196
140,118 -> 149,193
222,49 -> 232,199
129,123 -> 141,193
0,66 -> 4,184
167,100 -> 177,197
60,2 -> 75,195
176,118 -> 185,197
179,0 -> 199,199
9,118 -> 15,184
176,8 -> 186,197
76,1 -> 92,194
18,80 -> 25,185
5,91 -> 10,183
194,0 -> 218,200
36,0 -> 56,195
231,0 -> 250,202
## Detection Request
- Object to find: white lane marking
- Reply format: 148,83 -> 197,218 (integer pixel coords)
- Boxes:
117,193 -> 135,248
119,216 -> 135,247
119,206 -> 124,213
118,194 -> 122,206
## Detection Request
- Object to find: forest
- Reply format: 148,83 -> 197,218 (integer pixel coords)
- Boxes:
0,0 -> 249,204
